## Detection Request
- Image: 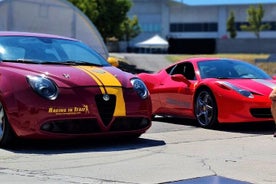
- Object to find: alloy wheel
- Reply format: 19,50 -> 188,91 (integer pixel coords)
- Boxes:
195,90 -> 217,128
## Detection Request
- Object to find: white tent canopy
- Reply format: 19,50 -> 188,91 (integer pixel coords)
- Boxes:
135,34 -> 168,49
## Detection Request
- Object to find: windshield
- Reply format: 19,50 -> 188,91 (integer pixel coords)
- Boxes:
0,36 -> 109,66
198,59 -> 271,79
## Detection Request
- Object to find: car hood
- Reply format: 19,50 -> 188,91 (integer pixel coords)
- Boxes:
3,63 -> 133,88
218,79 -> 276,95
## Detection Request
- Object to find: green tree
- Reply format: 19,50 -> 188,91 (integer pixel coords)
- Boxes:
120,15 -> 141,47
240,4 -> 271,38
67,0 -> 98,21
227,11 -> 237,38
68,0 -> 137,42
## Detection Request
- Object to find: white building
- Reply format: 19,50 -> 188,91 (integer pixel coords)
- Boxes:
128,0 -> 276,53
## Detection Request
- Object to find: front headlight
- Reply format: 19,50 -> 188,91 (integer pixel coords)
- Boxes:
130,78 -> 149,99
217,81 -> 254,98
27,75 -> 58,100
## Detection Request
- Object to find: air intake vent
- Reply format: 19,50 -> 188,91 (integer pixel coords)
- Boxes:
250,108 -> 272,118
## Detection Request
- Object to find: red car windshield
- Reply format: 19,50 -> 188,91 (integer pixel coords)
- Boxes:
0,36 -> 109,66
198,59 -> 271,79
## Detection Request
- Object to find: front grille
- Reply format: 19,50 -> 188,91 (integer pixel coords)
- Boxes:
40,117 -> 151,134
95,94 -> 116,126
250,108 -> 272,118
110,118 -> 151,131
41,119 -> 101,134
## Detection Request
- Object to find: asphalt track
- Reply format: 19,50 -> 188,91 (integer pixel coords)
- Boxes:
0,119 -> 275,184
111,53 -> 172,73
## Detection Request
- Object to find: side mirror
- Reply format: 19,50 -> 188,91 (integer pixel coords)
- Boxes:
171,74 -> 191,85
107,57 -> 119,67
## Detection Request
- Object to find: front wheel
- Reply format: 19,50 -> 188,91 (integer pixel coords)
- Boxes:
194,89 -> 218,128
0,103 -> 15,148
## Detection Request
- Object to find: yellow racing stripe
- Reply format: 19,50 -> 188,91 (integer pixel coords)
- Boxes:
75,66 -> 126,116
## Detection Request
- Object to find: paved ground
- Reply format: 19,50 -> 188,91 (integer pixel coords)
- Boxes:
110,53 -> 172,73
0,120 -> 275,184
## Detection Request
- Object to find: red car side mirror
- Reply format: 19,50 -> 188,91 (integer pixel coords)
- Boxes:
171,74 -> 191,85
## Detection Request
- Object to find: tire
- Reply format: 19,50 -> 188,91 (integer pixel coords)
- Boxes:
0,103 -> 15,148
125,133 -> 142,140
194,89 -> 218,128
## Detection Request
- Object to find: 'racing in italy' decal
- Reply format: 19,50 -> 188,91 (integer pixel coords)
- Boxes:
48,104 -> 89,115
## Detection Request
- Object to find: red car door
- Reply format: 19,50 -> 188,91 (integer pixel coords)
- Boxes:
156,62 -> 195,117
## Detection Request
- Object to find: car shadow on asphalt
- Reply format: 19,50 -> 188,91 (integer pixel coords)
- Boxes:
153,116 -> 197,127
153,116 -> 275,135
7,137 -> 166,154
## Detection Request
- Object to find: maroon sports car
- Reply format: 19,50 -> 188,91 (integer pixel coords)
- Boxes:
0,31 -> 152,147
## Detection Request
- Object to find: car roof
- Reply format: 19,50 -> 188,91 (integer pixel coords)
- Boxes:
173,57 -> 219,65
182,57 -> 220,62
0,31 -> 77,41
178,57 -> 243,64
165,57 -> 245,71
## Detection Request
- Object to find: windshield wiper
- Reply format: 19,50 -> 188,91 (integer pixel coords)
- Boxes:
17,59 -> 60,64
2,59 -> 64,65
1,59 -> 42,64
2,59 -> 103,66
60,60 -> 102,66
216,77 -> 232,79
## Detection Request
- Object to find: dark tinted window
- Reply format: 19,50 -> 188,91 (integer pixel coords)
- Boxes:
198,59 -> 271,79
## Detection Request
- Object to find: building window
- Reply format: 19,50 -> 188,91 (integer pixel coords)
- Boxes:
141,23 -> 161,32
170,23 -> 218,32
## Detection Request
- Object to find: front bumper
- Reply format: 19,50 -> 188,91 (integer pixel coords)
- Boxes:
5,86 -> 152,139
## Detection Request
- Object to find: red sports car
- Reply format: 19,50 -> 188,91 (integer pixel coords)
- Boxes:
0,31 -> 152,147
138,57 -> 276,128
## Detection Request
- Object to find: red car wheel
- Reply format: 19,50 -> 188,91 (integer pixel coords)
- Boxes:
195,89 -> 218,128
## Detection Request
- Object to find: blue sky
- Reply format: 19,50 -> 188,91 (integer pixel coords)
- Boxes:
175,0 -> 276,6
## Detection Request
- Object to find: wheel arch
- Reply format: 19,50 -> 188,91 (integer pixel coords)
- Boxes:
0,77 -> 21,137
193,85 -> 216,107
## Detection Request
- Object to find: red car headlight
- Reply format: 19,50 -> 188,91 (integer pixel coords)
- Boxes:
27,75 -> 59,100
217,81 -> 254,98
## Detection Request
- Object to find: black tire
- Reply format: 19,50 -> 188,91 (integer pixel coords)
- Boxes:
125,133 -> 142,140
0,103 -> 15,148
194,89 -> 218,128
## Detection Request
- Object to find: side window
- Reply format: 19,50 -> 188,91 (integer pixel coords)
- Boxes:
167,63 -> 196,80
170,64 -> 184,75
183,63 -> 196,80
166,65 -> 176,74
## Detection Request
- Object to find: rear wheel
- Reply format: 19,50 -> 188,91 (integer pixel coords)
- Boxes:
0,103 -> 15,148
194,89 -> 218,128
